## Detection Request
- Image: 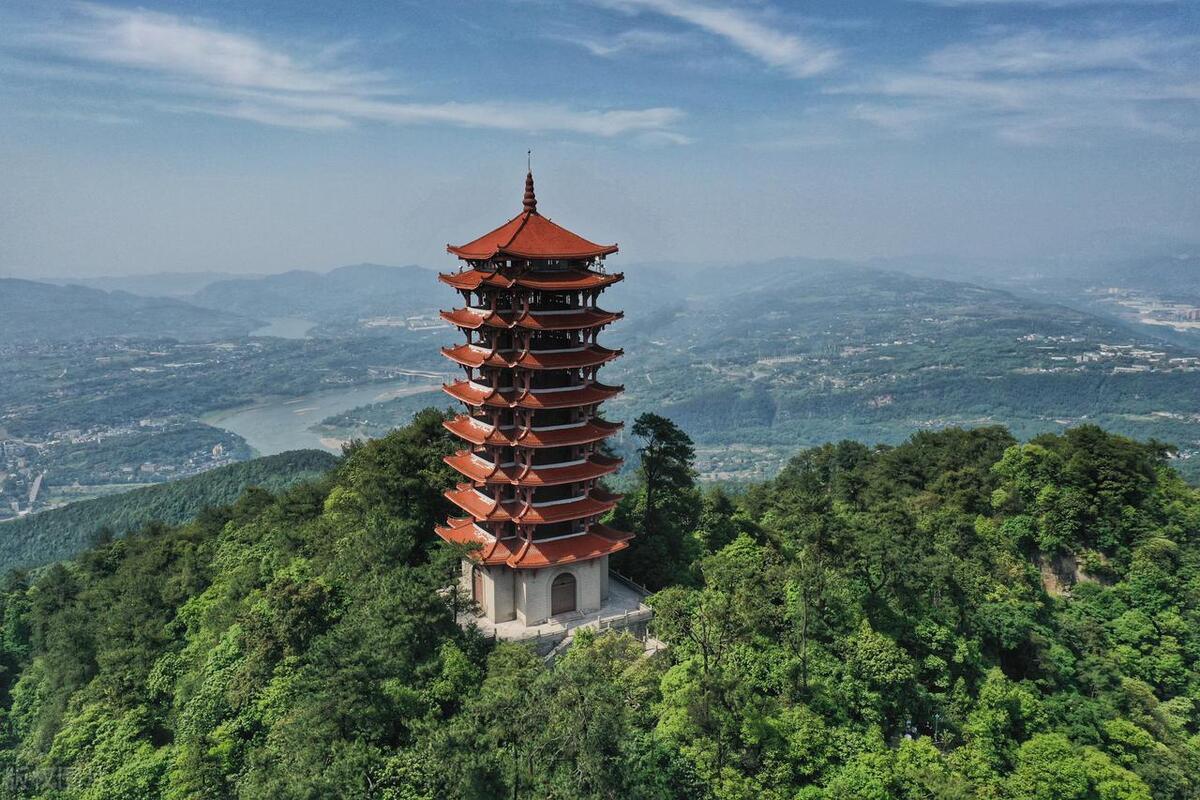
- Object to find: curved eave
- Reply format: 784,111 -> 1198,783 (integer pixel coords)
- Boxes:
448,244 -> 619,260
516,271 -> 623,292
436,268 -> 622,293
442,381 -> 504,407
497,243 -> 618,260
442,307 -> 622,331
441,344 -> 622,371
445,484 -> 510,521
437,518 -> 634,569
519,419 -> 623,447
446,210 -> 618,261
443,415 -> 502,445
518,309 -> 622,331
518,383 -> 623,409
443,486 -> 620,524
440,308 -> 513,330
445,452 -> 623,486
520,346 -> 622,370
506,530 -> 630,569
518,491 -> 621,524
444,381 -> 622,410
444,415 -> 624,448
438,270 -> 515,291
434,517 -> 517,565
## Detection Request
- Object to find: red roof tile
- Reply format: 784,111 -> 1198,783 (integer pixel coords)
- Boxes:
447,173 -> 618,261
443,415 -> 623,448
445,451 -> 622,486
505,530 -> 630,568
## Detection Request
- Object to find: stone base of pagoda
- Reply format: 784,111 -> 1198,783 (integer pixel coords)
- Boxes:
462,555 -> 612,627
458,557 -> 654,652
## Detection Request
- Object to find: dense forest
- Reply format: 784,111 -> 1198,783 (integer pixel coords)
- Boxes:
0,410 -> 1197,798
0,450 -> 337,573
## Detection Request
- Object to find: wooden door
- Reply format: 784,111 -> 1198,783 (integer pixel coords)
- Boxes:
551,573 -> 576,616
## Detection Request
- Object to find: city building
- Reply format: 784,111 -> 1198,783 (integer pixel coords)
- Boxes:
434,170 -> 634,628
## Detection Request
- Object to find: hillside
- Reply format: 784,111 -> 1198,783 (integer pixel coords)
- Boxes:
0,449 -> 337,572
602,260 -> 1200,480
305,259 -> 1200,482
1085,252 -> 1200,302
45,271 -> 257,298
0,279 -> 259,342
0,414 -> 1195,798
188,263 -> 438,328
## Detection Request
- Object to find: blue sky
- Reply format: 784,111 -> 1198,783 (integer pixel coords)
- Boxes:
0,0 -> 1196,277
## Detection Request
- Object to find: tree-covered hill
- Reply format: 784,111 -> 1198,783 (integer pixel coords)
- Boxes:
0,412 -> 1198,798
603,260 -> 1200,481
0,279 -> 259,342
0,450 -> 337,573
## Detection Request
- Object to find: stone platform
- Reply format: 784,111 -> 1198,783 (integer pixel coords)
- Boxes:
459,574 -> 653,656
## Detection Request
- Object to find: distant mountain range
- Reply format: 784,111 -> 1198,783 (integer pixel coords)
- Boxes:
44,271 -> 261,298
1090,253 -> 1200,299
2,264 -> 446,343
597,258 -> 1200,480
187,263 -> 438,325
0,278 -> 259,342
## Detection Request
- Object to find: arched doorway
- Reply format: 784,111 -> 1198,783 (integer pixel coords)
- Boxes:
551,572 -> 576,616
472,566 -> 486,615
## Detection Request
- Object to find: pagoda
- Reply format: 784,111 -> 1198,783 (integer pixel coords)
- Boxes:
434,170 -> 633,627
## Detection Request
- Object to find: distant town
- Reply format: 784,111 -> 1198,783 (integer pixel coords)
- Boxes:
1087,286 -> 1200,332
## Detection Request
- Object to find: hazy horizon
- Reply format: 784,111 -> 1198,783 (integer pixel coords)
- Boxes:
2,0 -> 1198,279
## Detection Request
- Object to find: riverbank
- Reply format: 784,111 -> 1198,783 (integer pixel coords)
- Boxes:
201,380 -> 441,456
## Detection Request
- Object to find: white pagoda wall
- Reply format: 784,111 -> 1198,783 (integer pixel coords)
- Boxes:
465,555 -> 610,627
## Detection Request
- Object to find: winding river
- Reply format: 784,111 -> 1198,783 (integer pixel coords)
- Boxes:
201,380 -> 440,456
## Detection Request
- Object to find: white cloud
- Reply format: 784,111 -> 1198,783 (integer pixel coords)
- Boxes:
832,26 -> 1199,144
593,0 -> 840,77
12,3 -> 687,138
552,27 -> 695,57
914,0 -> 1176,6
926,29 -> 1195,75
41,3 -> 380,95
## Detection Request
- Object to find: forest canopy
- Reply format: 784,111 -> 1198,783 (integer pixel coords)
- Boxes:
0,411 -> 1197,799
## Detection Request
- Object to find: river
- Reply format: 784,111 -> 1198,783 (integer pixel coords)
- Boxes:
201,380 -> 441,456
250,317 -> 317,339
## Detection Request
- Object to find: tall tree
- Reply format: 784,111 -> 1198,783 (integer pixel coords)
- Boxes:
611,414 -> 700,589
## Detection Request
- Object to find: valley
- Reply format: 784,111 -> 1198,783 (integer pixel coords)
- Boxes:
3,257 -> 1198,522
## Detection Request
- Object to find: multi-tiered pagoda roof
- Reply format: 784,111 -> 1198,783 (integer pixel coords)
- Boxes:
434,172 -> 631,570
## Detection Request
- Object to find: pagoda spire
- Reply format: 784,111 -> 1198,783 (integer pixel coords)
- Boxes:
523,169 -> 537,214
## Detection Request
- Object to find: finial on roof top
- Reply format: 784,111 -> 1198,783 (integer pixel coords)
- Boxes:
523,155 -> 537,214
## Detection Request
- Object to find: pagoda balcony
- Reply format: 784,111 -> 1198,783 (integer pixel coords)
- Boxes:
441,343 -> 622,371
443,415 -> 623,448
440,306 -> 622,331
442,380 -> 623,409
518,382 -> 623,409
438,268 -> 622,293
519,489 -> 621,524
435,518 -> 631,569
444,484 -> 620,524
516,270 -> 623,292
444,451 -> 622,486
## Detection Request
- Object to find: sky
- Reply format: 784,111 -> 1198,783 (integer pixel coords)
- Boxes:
0,0 -> 1197,278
